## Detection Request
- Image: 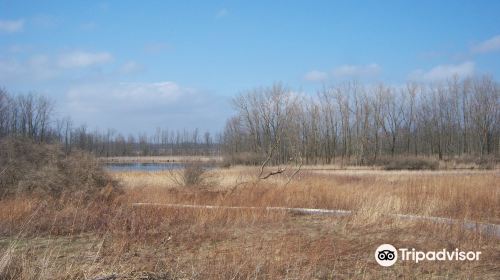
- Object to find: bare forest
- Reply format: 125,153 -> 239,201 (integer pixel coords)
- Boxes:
2,75 -> 499,166
224,76 -> 499,166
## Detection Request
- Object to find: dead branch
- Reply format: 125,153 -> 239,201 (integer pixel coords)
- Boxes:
166,167 -> 183,187
260,166 -> 287,179
283,156 -> 303,186
258,139 -> 280,178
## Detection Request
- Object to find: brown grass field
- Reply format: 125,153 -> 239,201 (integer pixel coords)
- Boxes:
0,166 -> 499,279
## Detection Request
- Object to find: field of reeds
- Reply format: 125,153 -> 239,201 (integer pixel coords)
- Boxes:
0,164 -> 499,279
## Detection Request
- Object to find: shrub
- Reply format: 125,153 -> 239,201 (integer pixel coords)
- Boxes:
182,162 -> 206,186
383,157 -> 439,170
168,161 -> 216,187
223,152 -> 264,166
474,156 -> 497,170
218,160 -> 232,169
0,136 -> 119,198
450,155 -> 498,169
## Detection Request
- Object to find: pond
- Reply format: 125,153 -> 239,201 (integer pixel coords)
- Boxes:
104,162 -> 184,172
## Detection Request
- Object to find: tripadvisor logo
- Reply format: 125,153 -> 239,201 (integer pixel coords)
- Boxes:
375,244 -> 397,266
375,244 -> 481,267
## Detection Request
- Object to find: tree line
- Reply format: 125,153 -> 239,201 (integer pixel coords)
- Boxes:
222,76 -> 499,165
0,88 -> 220,157
1,75 -> 499,164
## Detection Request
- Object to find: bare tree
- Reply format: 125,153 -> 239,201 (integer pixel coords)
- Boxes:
223,76 -> 499,165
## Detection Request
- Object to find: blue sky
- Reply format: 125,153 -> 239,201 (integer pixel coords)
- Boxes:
1,0 -> 500,134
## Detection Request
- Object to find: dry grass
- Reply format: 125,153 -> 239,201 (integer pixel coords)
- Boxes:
0,167 -> 499,279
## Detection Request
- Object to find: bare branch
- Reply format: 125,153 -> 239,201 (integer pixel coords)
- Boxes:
283,157 -> 303,186
260,166 -> 287,179
258,138 -> 280,178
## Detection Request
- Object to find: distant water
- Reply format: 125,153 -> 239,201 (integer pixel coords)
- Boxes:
104,162 -> 184,172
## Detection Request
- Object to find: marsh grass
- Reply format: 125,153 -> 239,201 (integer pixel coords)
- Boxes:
0,168 -> 499,279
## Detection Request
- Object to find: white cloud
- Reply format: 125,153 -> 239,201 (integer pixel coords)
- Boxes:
0,55 -> 59,83
27,55 -> 59,80
65,81 -> 230,132
471,35 -> 500,54
68,82 -> 187,109
304,70 -> 328,82
0,59 -> 22,79
58,51 -> 113,68
0,50 -> 114,84
304,64 -> 381,82
0,19 -> 24,33
216,8 -> 229,18
119,61 -> 143,74
409,61 -> 475,82
332,63 -> 381,78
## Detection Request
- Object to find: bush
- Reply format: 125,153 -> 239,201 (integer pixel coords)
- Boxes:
168,161 -> 216,187
450,155 -> 499,169
218,159 -> 232,169
383,157 -> 439,170
223,152 -> 264,166
182,162 -> 206,186
0,136 -> 119,198
474,156 -> 497,170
